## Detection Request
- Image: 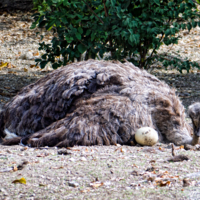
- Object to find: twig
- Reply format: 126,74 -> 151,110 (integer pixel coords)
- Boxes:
82,0 -> 104,24
171,143 -> 175,156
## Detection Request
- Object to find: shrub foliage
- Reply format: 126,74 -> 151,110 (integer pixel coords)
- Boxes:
32,0 -> 200,72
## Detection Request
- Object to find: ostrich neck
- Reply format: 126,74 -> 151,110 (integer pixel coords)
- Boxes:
191,134 -> 200,145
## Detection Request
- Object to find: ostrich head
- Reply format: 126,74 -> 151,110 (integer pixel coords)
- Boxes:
188,102 -> 200,145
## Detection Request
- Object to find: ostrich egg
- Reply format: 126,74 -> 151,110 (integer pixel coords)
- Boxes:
135,127 -> 158,146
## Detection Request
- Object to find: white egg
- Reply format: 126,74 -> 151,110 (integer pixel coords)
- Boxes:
135,127 -> 158,146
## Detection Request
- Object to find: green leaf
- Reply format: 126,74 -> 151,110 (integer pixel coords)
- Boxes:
78,27 -> 83,34
192,20 -> 197,28
77,44 -> 87,54
75,32 -> 81,40
40,61 -> 48,69
187,23 -> 192,31
91,32 -> 95,41
86,29 -> 91,36
129,34 -> 140,45
165,29 -> 171,37
154,0 -> 160,6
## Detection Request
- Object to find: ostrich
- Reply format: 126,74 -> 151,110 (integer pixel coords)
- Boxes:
0,59 -> 199,147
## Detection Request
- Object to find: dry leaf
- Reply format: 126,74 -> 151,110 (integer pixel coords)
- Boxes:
24,68 -> 28,72
0,62 -> 8,68
51,166 -> 63,169
158,147 -> 165,151
90,182 -> 103,189
120,148 -> 126,153
8,71 -> 16,74
163,171 -> 169,175
80,188 -> 90,193
12,177 -> 26,184
13,165 -> 18,171
7,63 -> 12,68
30,65 -> 36,68
36,152 -> 49,157
33,52 -> 39,56
39,183 -> 47,186
132,164 -> 138,168
156,180 -> 171,187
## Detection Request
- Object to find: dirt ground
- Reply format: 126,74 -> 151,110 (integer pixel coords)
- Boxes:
1,143 -> 200,200
1,11 -> 200,200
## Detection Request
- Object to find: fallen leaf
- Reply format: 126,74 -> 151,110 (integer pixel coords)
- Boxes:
158,147 -> 165,151
177,145 -> 184,150
7,63 -> 12,68
30,65 -> 36,68
12,177 -> 26,184
36,152 -> 49,157
8,71 -> 16,74
132,164 -> 138,168
13,165 -> 18,171
90,182 -> 103,189
51,166 -> 63,169
24,68 -> 28,72
156,180 -> 171,187
120,148 -> 126,153
0,62 -> 8,69
39,183 -> 47,187
33,52 -> 39,56
80,188 -> 90,193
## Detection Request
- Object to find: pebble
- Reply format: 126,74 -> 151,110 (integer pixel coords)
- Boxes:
68,181 -> 79,187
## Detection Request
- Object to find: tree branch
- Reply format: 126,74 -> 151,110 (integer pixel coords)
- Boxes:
82,0 -> 104,24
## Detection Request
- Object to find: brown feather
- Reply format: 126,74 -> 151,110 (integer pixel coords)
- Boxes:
0,60 -> 197,147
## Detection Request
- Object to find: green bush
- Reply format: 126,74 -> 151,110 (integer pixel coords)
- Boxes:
31,0 -> 200,71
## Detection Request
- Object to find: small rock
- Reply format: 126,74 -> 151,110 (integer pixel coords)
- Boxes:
195,144 -> 200,150
131,170 -> 140,176
57,148 -> 71,155
20,52 -> 33,60
68,181 -> 79,187
0,188 -> 8,195
80,157 -> 87,161
146,167 -> 157,172
104,181 -> 111,186
20,147 -> 28,151
184,144 -> 196,151
68,158 -> 75,162
183,178 -> 190,187
107,164 -> 112,168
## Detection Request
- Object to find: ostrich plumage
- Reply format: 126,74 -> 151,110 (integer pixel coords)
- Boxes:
0,59 -> 199,147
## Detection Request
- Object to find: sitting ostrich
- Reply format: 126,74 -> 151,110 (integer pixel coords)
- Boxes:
0,59 -> 200,147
